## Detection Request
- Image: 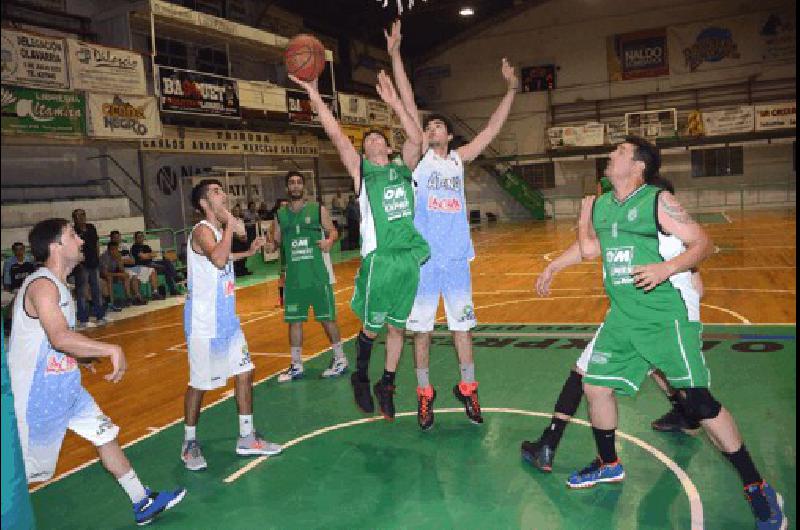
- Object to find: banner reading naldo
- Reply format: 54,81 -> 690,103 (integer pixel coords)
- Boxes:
86,93 -> 161,139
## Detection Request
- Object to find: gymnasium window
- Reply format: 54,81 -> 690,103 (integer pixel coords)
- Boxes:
690,146 -> 744,177
155,38 -> 188,69
196,46 -> 229,76
517,162 -> 555,190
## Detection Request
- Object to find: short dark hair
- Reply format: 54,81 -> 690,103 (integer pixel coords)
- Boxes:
361,129 -> 390,154
191,179 -> 223,211
285,170 -> 305,186
422,113 -> 453,134
648,175 -> 675,194
624,135 -> 661,181
12,242 -> 24,250
29,218 -> 69,263
110,230 -> 121,237
134,231 -> 144,238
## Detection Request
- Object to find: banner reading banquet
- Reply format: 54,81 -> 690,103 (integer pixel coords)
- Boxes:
158,66 -> 240,117
1,29 -> 69,90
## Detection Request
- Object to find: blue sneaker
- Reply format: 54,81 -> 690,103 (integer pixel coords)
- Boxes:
745,481 -> 787,530
277,363 -> 304,383
133,487 -> 186,526
566,458 -> 625,489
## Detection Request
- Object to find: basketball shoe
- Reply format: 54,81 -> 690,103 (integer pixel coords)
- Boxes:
567,458 -> 625,489
453,382 -> 483,424
417,386 -> 436,431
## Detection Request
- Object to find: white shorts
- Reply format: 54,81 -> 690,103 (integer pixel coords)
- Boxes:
407,258 -> 477,333
21,390 -> 119,483
188,329 -> 253,390
125,266 -> 154,283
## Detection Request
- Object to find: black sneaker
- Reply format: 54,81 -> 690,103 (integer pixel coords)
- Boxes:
350,373 -> 374,414
453,382 -> 483,424
652,406 -> 701,435
416,386 -> 436,431
151,292 -> 166,301
373,381 -> 396,420
521,439 -> 555,472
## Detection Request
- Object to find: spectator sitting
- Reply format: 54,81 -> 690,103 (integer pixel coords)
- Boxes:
100,241 -> 147,307
110,230 -> 164,301
131,231 -> 179,296
257,201 -> 270,221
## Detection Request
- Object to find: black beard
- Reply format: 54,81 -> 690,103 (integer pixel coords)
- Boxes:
289,191 -> 304,200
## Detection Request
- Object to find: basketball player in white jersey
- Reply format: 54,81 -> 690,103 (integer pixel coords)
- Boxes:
8,218 -> 185,526
181,179 -> 282,471
386,20 -> 518,429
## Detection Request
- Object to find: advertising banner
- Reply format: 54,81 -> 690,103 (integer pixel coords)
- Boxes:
547,124 -> 605,148
607,28 -> 669,81
668,14 -> 760,75
1,29 -> 69,89
338,92 -> 368,125
141,125 -> 319,156
754,101 -> 796,131
158,66 -> 239,117
1,85 -> 84,135
237,80 -> 287,112
286,89 -> 336,125
701,106 -> 754,135
67,40 -> 147,95
86,93 -> 161,139
366,99 -> 391,127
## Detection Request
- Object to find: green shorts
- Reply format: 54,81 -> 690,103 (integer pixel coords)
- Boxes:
284,282 -> 336,322
350,250 -> 422,333
583,319 -> 709,396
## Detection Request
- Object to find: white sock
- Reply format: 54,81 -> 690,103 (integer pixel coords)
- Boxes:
416,368 -> 430,388
239,414 -> 254,438
290,347 -> 303,365
118,469 -> 147,504
184,425 -> 196,441
332,342 -> 345,360
460,363 -> 475,383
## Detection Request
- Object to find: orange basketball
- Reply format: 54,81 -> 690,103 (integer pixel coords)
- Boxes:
285,34 -> 326,82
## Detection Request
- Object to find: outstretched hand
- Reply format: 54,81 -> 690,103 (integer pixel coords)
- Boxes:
501,58 -> 518,90
288,73 -> 319,95
375,70 -> 402,110
384,19 -> 402,55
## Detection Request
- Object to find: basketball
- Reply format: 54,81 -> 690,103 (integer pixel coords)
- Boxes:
284,34 -> 326,82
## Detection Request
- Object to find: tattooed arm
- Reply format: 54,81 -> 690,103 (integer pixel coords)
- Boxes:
632,192 -> 713,291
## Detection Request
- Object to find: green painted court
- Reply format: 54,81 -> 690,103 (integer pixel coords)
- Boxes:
31,324 -> 795,529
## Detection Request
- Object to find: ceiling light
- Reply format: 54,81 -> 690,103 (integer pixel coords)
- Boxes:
459,7 -> 474,16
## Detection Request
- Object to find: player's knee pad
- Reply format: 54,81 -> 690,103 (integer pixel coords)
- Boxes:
679,388 -> 721,421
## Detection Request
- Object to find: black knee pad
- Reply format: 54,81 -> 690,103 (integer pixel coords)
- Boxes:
678,388 -> 721,421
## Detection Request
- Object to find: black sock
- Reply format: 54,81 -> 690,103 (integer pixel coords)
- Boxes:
381,370 -> 395,386
541,418 -> 569,448
724,445 -> 762,487
592,427 -> 617,464
356,331 -> 374,381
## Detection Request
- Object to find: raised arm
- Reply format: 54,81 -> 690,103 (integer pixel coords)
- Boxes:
289,75 -> 361,189
375,70 -> 423,169
577,196 -> 601,260
385,20 -> 421,131
457,58 -> 518,163
632,192 -> 714,291
27,278 -> 126,383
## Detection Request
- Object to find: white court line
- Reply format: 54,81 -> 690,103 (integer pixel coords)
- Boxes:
29,330 -> 360,493
700,303 -> 750,324
721,212 -> 733,224
221,408 -> 704,530
248,352 -> 291,357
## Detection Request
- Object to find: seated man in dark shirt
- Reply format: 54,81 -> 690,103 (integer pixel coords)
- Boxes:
3,242 -> 37,292
130,231 -> 179,296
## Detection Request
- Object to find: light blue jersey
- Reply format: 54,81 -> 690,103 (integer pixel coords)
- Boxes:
412,149 -> 475,261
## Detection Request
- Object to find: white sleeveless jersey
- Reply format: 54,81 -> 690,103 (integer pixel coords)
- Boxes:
659,233 -> 700,321
8,268 -> 82,445
184,221 -> 240,338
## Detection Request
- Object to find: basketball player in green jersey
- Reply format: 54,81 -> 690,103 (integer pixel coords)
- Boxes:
271,171 -> 348,382
289,71 -> 429,420
567,136 -> 785,529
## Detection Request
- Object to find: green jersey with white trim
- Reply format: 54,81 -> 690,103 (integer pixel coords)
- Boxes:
592,184 -> 692,324
278,202 -> 332,288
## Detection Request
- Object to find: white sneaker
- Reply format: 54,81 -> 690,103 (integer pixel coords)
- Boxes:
181,439 -> 207,471
277,364 -> 303,383
321,357 -> 349,378
95,318 -> 109,326
236,431 -> 283,456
